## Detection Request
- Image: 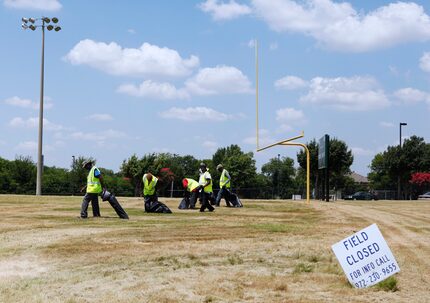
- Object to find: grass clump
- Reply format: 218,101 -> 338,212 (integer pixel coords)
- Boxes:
375,276 -> 399,292
293,262 -> 313,273
227,255 -> 244,265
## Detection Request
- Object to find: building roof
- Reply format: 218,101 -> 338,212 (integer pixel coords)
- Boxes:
349,172 -> 369,184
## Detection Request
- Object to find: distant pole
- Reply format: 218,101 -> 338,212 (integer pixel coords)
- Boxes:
399,122 -> 407,148
170,180 -> 174,198
255,39 -> 259,150
398,122 -> 407,199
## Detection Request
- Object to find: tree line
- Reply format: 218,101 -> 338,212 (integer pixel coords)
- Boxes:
1,136 -> 429,199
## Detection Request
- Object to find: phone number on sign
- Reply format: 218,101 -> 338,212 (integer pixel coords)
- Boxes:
354,263 -> 397,288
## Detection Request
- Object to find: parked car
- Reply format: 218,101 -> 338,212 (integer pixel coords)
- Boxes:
418,192 -> 430,200
344,191 -> 378,201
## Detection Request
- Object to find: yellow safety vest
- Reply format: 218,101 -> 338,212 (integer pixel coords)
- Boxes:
143,175 -> 158,196
199,171 -> 212,193
185,178 -> 200,192
86,166 -> 102,194
220,169 -> 231,189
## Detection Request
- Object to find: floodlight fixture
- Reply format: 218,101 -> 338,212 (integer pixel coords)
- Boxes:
47,25 -> 54,31
54,26 -> 61,32
22,17 -> 28,23
29,17 -> 36,23
29,24 -> 36,31
22,23 -> 28,30
42,17 -> 50,23
52,17 -> 58,23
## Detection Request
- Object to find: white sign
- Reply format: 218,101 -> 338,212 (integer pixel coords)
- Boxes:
331,223 -> 400,288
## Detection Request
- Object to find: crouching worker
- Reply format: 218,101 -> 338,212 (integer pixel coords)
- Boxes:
181,178 -> 200,209
142,172 -> 172,213
80,160 -> 104,218
142,172 -> 158,211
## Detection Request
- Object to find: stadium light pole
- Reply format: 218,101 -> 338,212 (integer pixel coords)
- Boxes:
22,17 -> 61,195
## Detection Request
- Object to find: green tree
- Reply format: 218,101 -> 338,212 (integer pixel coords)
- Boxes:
368,136 -> 430,198
212,144 -> 258,193
261,156 -> 296,198
297,138 -> 353,197
9,156 -> 36,194
43,166 -> 71,195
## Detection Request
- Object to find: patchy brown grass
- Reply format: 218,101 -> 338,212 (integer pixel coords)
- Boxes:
0,195 -> 429,302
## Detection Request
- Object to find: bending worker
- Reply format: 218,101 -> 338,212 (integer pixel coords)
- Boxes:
198,163 -> 215,212
142,172 -> 158,210
80,159 -> 104,218
182,178 -> 200,209
215,164 -> 232,207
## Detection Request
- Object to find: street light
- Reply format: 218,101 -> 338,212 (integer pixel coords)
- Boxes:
22,16 -> 61,195
399,122 -> 407,148
398,122 -> 407,200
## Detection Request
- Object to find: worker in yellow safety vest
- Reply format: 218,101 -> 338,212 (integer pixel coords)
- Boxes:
215,164 -> 233,207
80,159 -> 105,218
198,163 -> 215,212
142,172 -> 159,211
182,178 -> 200,209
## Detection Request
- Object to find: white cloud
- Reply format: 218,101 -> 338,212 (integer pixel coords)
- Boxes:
159,107 -> 231,122
9,117 -> 63,131
4,96 -> 53,110
393,87 -> 430,104
71,129 -> 127,141
276,107 -> 306,133
86,114 -> 114,121
252,0 -> 430,52
4,0 -> 61,11
117,80 -> 189,100
300,76 -> 390,111
202,140 -> 218,150
64,39 -> 199,77
380,121 -> 394,128
15,141 -> 37,151
420,52 -> 430,73
275,75 -> 308,90
185,65 -> 253,95
243,129 -> 274,146
199,0 -> 252,21
351,147 -> 374,157
269,42 -> 278,50
276,107 -> 305,122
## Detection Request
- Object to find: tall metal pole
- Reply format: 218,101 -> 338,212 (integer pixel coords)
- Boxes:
398,122 -> 407,200
255,39 -> 259,150
36,20 -> 45,196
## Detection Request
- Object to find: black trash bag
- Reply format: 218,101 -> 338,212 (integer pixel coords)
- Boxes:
101,190 -> 129,219
209,193 -> 217,205
178,197 -> 189,209
145,200 -> 172,213
227,192 -> 243,208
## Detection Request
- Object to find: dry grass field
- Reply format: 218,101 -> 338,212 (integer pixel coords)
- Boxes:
0,195 -> 429,303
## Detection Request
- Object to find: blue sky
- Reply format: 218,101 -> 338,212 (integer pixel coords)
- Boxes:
1,0 -> 430,176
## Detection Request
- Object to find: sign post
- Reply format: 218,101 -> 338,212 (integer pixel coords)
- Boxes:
332,224 -> 400,288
